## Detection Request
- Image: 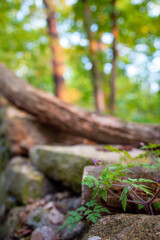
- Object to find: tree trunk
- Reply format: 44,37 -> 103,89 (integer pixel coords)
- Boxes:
3,107 -> 93,156
83,0 -> 106,113
0,62 -> 159,145
110,0 -> 118,114
43,0 -> 66,99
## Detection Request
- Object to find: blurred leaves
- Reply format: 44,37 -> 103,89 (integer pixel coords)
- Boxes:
0,0 -> 159,123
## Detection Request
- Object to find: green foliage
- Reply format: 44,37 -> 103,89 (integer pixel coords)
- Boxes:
141,143 -> 160,158
83,175 -> 99,188
59,199 -> 110,231
60,144 -> 160,231
153,202 -> 160,210
137,204 -> 145,210
0,0 -> 53,92
0,0 -> 160,123
105,145 -> 120,153
83,144 -> 160,215
120,187 -> 129,211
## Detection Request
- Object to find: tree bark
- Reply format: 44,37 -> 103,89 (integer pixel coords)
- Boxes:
0,62 -> 159,145
43,0 -> 66,99
3,107 -> 93,156
110,0 -> 118,114
83,0 -> 106,113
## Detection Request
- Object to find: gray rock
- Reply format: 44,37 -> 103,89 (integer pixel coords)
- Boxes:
0,107 -> 10,172
61,221 -> 86,240
27,207 -> 50,229
27,206 -> 64,229
30,145 -> 144,192
4,156 -> 51,204
0,207 -> 24,239
0,178 -> 17,220
5,195 -> 17,211
30,145 -> 95,193
31,226 -> 56,240
56,197 -> 82,212
47,207 -> 64,224
0,173 -> 7,218
82,214 -> 160,240
87,237 -> 101,240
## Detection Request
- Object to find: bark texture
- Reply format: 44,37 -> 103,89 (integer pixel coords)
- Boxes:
4,107 -> 92,155
0,62 -> 160,145
110,0 -> 118,113
83,0 -> 106,113
43,0 -> 66,99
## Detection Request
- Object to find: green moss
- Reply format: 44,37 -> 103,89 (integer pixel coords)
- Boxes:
1,207 -> 24,239
21,173 -> 44,204
33,149 -> 93,193
5,157 -> 47,204
32,215 -> 41,223
0,108 -> 10,172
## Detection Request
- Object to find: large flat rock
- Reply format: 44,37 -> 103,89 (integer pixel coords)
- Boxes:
30,145 -> 145,193
81,214 -> 160,240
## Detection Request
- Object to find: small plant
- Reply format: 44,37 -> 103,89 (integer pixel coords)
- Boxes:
61,143 -> 160,231
59,199 -> 110,231
84,143 -> 160,215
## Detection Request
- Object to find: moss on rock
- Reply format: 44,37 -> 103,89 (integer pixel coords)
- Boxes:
30,145 -> 147,193
4,157 -> 49,204
82,214 -> 160,240
30,146 -> 96,193
0,207 -> 24,239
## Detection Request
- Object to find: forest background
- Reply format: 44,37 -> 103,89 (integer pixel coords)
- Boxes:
0,0 -> 160,123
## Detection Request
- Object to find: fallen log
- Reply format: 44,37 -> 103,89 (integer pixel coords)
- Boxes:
1,107 -> 93,156
0,62 -> 159,145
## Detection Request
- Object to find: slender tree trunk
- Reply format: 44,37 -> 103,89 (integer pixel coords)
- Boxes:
110,0 -> 118,114
83,0 -> 106,113
43,0 -> 65,99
